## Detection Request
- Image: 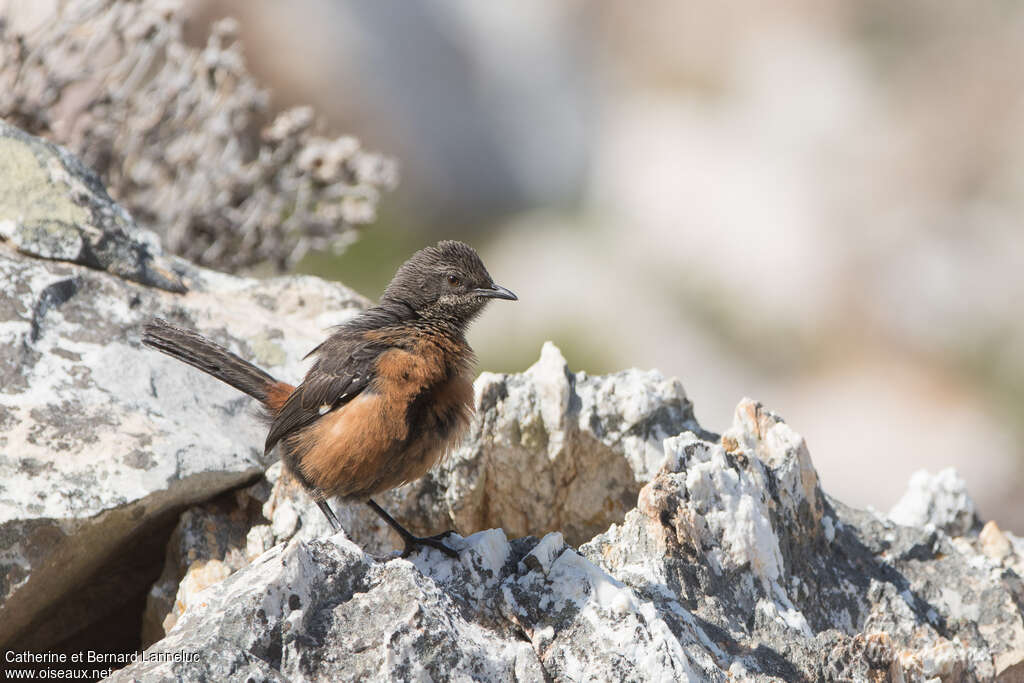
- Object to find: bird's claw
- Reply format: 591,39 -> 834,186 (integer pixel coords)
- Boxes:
400,531 -> 459,558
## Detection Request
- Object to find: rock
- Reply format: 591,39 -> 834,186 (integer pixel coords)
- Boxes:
111,530 -> 722,682
437,341 -> 709,545
980,520 -> 1013,563
139,484 -> 271,649
583,402 -> 1024,681
0,120 -> 186,293
0,125 -> 366,650
3,119 -> 1023,680
889,467 -> 981,537
0,124 -> 707,656
116,399 -> 1024,682
138,341 -> 710,642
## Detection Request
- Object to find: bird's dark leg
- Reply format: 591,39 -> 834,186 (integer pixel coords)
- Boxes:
366,499 -> 458,558
313,490 -> 342,533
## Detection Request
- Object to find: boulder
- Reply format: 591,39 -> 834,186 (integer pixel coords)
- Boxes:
0,122 -> 365,649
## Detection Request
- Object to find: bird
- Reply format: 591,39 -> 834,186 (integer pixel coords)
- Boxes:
142,240 -> 517,557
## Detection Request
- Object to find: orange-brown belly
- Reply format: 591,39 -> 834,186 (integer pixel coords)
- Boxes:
289,372 -> 473,500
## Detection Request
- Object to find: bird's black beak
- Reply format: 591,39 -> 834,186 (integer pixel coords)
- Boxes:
475,283 -> 518,301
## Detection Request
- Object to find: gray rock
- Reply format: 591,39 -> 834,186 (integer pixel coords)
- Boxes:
0,120 -> 708,658
140,342 -> 710,640
583,400 -> 1024,681
115,399 -> 1024,682
0,120 -> 186,293
0,126 -> 366,649
110,530 -> 723,682
443,342 -> 709,545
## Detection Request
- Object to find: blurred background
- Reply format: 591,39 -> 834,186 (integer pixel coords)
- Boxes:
11,0 -> 1024,529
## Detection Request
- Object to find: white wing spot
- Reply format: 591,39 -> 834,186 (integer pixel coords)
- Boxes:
318,404 -> 331,415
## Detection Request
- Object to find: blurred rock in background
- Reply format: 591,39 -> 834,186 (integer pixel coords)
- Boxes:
2,0 -> 1022,529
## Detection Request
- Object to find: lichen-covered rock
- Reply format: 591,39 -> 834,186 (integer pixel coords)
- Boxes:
3,118 -> 1022,681
0,126 -> 366,649
116,399 -> 1024,682
0,120 -> 185,293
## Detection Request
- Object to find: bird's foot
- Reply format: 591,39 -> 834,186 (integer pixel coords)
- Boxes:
365,499 -> 459,559
400,530 -> 459,558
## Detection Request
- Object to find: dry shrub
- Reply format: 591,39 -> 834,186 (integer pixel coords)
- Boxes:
0,0 -> 397,272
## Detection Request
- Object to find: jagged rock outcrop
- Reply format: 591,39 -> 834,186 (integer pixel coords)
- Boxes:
584,404 -> 1024,681
140,342 -> 710,646
114,401 -> 1024,682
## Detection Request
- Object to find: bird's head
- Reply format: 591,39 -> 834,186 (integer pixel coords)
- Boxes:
380,240 -> 517,328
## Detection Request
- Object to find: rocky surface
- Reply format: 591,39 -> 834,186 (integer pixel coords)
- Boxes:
0,121 -> 702,657
2,120 -> 1023,681
0,123 -> 366,649
114,401 -> 1024,682
139,342 -> 710,646
0,120 -> 186,293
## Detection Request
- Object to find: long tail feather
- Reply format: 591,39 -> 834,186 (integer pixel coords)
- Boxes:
142,318 -> 277,402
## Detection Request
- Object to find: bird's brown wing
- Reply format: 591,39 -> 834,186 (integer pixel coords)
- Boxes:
263,341 -> 384,456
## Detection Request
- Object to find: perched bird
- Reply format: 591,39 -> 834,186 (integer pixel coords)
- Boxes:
143,240 -> 516,557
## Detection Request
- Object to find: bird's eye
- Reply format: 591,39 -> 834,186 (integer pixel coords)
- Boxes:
447,274 -> 462,287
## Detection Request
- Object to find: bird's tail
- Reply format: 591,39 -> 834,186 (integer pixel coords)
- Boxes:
142,318 -> 280,403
